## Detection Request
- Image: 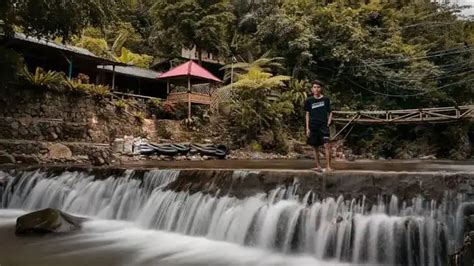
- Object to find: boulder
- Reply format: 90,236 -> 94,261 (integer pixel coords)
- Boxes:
0,151 -> 15,164
47,132 -> 59,141
112,138 -> 125,154
47,143 -> 72,160
15,208 -> 86,236
88,150 -> 111,166
89,152 -> 106,166
11,121 -> 19,130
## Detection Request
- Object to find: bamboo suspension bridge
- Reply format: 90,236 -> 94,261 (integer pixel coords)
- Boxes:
331,105 -> 474,139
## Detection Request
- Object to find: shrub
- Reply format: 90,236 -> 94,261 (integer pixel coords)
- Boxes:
87,84 -> 110,98
133,111 -> 146,124
249,141 -> 263,152
222,67 -> 291,146
148,98 -> 162,107
114,99 -> 127,110
150,101 -> 187,120
20,67 -> 67,91
173,102 -> 189,120
160,101 -> 177,118
66,80 -> 110,98
77,73 -> 90,84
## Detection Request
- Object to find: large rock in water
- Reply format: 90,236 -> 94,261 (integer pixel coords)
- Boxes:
15,208 -> 86,236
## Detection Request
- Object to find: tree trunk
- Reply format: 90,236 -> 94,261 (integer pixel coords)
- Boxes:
197,47 -> 203,66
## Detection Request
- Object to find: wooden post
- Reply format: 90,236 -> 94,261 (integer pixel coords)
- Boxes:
112,65 -> 116,91
68,59 -> 73,80
188,76 -> 191,120
167,81 -> 170,94
138,78 -> 141,95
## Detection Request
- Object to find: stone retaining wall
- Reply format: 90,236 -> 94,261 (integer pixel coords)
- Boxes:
0,87 -> 145,143
0,86 -> 173,165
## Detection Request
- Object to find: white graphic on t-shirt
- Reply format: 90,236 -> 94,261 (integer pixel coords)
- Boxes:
311,101 -> 325,109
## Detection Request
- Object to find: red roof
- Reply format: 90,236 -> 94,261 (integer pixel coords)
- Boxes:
157,60 -> 222,83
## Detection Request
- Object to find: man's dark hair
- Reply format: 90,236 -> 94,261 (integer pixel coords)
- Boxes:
312,79 -> 324,87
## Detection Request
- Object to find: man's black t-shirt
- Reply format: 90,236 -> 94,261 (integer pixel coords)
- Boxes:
304,96 -> 332,128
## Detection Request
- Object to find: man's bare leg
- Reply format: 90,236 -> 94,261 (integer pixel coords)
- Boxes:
312,146 -> 322,172
324,143 -> 332,171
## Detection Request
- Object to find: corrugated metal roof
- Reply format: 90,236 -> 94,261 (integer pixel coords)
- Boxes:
12,33 -> 126,65
97,65 -> 161,80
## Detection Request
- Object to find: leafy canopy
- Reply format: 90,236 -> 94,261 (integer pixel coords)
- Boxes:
150,0 -> 235,63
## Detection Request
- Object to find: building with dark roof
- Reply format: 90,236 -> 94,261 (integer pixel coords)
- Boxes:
3,33 -> 168,98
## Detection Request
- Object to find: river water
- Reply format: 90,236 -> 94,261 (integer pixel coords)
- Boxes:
0,169 -> 471,265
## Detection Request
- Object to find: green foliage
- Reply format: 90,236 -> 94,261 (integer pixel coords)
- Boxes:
224,66 -> 291,144
114,99 -> 128,110
220,52 -> 285,81
3,0 -> 474,158
285,79 -> 308,107
20,67 -> 67,91
173,102 -> 190,120
219,1 -> 474,158
2,0 -> 116,40
108,22 -> 148,54
87,84 -> 110,98
160,102 -> 179,119
73,35 -> 110,58
114,47 -> 153,68
133,111 -> 146,123
66,79 -> 110,98
150,0 -> 235,63
146,100 -> 190,120
72,29 -> 154,68
148,98 -> 162,107
249,141 -> 263,152
19,67 -> 110,98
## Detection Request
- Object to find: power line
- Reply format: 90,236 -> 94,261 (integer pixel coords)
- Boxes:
358,47 -> 474,67
370,21 -> 464,32
313,65 -> 473,97
344,76 -> 474,98
346,46 -> 473,69
343,77 -> 428,98
358,59 -> 474,83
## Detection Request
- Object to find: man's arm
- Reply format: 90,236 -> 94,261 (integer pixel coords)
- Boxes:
328,112 -> 333,126
306,112 -> 310,136
327,98 -> 333,126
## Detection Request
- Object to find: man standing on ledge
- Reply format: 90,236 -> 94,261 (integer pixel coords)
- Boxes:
304,80 -> 333,172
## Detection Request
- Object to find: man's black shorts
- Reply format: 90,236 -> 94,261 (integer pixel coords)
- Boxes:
307,124 -> 330,147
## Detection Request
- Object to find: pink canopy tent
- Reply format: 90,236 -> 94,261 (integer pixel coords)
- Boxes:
157,60 -> 222,119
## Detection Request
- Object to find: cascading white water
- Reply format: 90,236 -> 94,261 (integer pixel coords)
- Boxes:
0,169 -> 469,265
0,210 -> 349,266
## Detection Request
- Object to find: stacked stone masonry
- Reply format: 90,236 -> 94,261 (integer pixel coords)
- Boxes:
0,87 -> 153,164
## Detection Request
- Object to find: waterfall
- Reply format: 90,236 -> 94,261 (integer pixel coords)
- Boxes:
0,169 -> 469,265
1,169 -> 179,220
